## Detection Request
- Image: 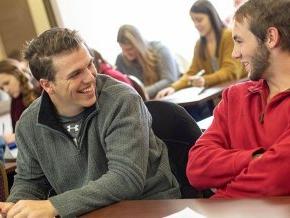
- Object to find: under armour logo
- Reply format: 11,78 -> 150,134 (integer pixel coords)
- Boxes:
67,124 -> 79,132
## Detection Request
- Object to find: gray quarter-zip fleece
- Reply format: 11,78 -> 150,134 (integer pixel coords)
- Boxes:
7,75 -> 180,217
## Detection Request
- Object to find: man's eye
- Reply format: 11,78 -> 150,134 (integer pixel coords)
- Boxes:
234,39 -> 242,44
69,71 -> 80,79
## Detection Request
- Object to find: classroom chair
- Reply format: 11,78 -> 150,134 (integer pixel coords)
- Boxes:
127,75 -> 148,101
145,100 -> 203,198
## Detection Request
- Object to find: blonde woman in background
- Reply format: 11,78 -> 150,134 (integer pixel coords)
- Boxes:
115,24 -> 179,99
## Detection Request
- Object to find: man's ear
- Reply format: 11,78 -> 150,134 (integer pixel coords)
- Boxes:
266,27 -> 280,49
39,79 -> 54,94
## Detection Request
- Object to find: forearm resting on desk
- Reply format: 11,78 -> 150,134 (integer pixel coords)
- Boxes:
214,140 -> 290,198
186,141 -> 262,190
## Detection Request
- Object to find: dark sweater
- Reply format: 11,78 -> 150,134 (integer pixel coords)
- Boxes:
10,95 -> 26,132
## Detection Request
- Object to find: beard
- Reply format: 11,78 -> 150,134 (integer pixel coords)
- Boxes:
249,42 -> 270,81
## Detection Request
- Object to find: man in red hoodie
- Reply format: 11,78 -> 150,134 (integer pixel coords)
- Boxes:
186,0 -> 290,198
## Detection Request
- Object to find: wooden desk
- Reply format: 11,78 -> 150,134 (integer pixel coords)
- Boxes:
80,197 -> 290,218
162,78 -> 247,107
4,161 -> 16,174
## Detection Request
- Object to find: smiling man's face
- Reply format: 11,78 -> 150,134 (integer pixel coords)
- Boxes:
232,20 -> 270,81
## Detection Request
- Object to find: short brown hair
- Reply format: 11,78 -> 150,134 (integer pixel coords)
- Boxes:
234,0 -> 290,52
24,27 -> 84,81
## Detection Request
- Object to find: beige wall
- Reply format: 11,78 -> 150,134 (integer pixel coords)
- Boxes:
27,0 -> 51,35
0,35 -> 6,60
0,0 -> 51,61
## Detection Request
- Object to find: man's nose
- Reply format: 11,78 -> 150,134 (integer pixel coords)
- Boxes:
232,46 -> 241,59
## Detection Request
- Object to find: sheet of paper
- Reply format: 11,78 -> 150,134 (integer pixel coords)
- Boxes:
162,87 -> 203,101
163,207 -> 206,218
4,145 -> 18,160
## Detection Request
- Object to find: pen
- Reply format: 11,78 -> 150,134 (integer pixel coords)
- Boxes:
198,88 -> 206,95
188,69 -> 206,86
195,69 -> 205,77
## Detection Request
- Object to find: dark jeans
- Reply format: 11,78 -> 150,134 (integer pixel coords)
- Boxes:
183,100 -> 214,122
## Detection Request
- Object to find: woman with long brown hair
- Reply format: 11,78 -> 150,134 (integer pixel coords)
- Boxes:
89,48 -> 133,86
156,0 -> 244,99
0,59 -> 40,158
115,24 -> 179,99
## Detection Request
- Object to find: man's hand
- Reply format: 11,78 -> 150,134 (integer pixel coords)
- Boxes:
0,202 -> 15,216
1,200 -> 58,218
188,75 -> 205,87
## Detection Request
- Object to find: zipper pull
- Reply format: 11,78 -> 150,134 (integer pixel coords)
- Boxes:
73,138 -> 78,145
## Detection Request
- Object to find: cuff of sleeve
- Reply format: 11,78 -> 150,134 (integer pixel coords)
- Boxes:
203,74 -> 218,87
49,195 -> 68,218
233,147 -> 265,175
170,84 -> 178,90
171,81 -> 185,91
49,191 -> 91,218
171,75 -> 189,91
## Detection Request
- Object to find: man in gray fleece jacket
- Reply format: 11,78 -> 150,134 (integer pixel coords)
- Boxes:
0,28 -> 180,217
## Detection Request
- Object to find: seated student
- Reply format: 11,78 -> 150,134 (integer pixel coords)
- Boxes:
224,0 -> 248,26
156,0 -> 244,99
0,59 -> 40,160
89,48 -> 133,86
186,0 -> 290,198
115,24 -> 179,99
0,27 -> 180,217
